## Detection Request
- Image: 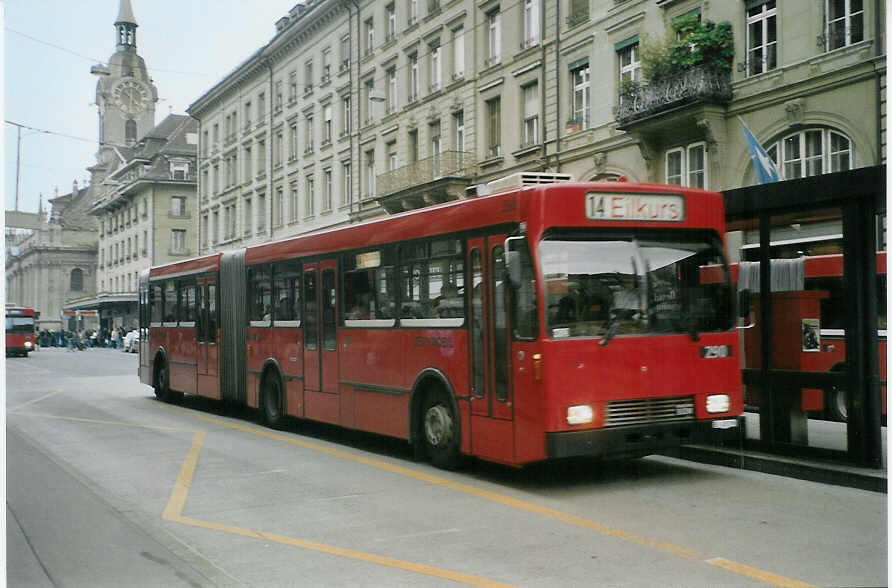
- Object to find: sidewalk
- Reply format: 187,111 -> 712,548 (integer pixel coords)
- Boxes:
665,413 -> 888,493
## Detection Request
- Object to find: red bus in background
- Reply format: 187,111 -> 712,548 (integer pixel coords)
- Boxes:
729,252 -> 886,422
6,305 -> 37,357
140,174 -> 742,468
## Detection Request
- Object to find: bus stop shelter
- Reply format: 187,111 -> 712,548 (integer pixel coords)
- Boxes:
723,165 -> 885,469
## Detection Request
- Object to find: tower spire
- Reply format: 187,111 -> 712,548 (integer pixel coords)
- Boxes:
115,0 -> 138,51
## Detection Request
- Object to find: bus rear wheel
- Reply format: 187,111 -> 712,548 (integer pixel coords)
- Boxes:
154,361 -> 173,403
262,373 -> 285,429
826,384 -> 848,422
421,387 -> 461,469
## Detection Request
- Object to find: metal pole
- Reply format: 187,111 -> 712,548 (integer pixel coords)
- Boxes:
15,124 -> 22,210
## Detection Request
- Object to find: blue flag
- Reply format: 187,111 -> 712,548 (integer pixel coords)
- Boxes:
738,116 -> 779,184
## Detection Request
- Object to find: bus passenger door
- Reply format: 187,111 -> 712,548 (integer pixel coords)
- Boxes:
303,260 -> 340,424
196,276 -> 220,399
467,235 -> 514,462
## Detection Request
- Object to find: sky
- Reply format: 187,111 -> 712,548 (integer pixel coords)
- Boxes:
4,0 -> 298,214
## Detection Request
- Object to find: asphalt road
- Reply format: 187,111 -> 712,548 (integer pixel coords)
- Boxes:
6,348 -> 888,587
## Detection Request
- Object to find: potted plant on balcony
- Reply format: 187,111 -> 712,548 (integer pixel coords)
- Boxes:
618,15 -> 734,123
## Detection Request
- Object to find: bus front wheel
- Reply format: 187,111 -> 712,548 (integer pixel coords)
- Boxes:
421,387 -> 461,469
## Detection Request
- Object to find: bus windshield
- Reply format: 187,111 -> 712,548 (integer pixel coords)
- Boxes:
541,230 -> 733,340
6,316 -> 35,334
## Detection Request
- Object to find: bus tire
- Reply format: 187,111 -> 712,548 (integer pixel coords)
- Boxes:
825,364 -> 848,422
154,359 -> 173,403
261,371 -> 285,430
421,386 -> 461,470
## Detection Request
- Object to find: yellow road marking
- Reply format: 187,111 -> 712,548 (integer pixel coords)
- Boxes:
8,389 -> 65,412
168,405 -> 818,587
162,429 -> 516,587
707,558 -> 816,588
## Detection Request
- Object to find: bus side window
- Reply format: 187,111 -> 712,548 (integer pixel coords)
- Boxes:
208,283 -> 217,342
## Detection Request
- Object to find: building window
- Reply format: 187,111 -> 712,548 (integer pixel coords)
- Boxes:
342,95 -> 352,135
323,105 -> 333,144
257,193 -> 266,232
244,101 -> 252,129
365,18 -> 375,56
257,93 -> 265,122
746,1 -> 777,76
522,83 -> 538,147
452,26 -> 465,79
342,161 -> 352,207
453,110 -> 464,151
244,197 -> 253,235
617,40 -> 640,90
665,142 -> 707,188
201,215 -> 208,248
304,61 -> 314,95
171,229 -> 186,254
570,61 -> 590,130
567,0 -> 589,27
275,80 -> 283,112
289,70 -> 298,103
305,115 -> 314,153
365,149 -> 376,197
364,80 -> 375,124
825,0 -> 864,51
289,123 -> 298,160
408,53 -> 419,102
171,161 -> 189,180
386,3 -> 396,41
212,210 -> 219,243
257,139 -> 266,175
766,128 -> 852,180
323,168 -> 333,212
523,0 -> 539,48
429,43 -> 441,92
486,96 -> 501,158
322,49 -> 331,83
340,35 -> 351,69
125,119 -> 137,142
70,268 -> 84,291
408,0 -> 418,26
305,175 -> 315,217
288,183 -> 299,223
386,66 -> 398,114
387,141 -> 398,171
275,130 -> 284,166
430,121 -> 441,157
486,9 -> 501,67
274,187 -> 284,228
408,129 -> 418,163
244,145 -> 252,179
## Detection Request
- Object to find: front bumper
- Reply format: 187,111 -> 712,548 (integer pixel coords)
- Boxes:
546,420 -> 736,460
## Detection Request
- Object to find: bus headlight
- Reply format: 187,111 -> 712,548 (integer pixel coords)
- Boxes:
706,394 -> 730,414
24,341 -> 32,349
567,404 -> 594,425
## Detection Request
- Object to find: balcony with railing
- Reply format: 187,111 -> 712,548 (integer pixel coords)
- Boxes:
614,66 -> 732,129
375,150 -> 476,213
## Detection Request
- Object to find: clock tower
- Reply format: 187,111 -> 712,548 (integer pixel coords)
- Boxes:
92,0 -> 158,179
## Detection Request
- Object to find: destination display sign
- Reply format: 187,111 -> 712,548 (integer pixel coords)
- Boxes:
585,192 -> 685,222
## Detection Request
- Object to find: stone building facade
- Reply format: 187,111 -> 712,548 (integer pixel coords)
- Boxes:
6,185 -> 99,331
189,0 -> 883,256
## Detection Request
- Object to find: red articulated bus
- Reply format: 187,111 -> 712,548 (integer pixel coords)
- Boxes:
6,305 -> 37,357
139,174 -> 742,468
729,252 -> 887,422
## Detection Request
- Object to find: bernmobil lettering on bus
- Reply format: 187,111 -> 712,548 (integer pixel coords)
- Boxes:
585,192 -> 685,222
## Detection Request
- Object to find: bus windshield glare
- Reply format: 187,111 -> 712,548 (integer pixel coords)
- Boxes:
541,230 -> 733,340
6,317 -> 35,334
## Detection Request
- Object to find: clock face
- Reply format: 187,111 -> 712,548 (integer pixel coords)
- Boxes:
113,80 -> 150,114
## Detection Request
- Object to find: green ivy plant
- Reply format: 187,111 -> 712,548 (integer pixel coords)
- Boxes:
640,15 -> 734,85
